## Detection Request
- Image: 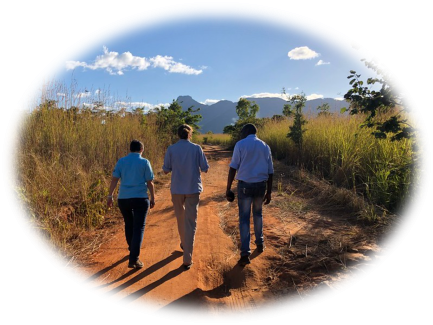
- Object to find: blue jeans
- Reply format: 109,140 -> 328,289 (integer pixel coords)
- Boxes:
237,181 -> 266,257
117,198 -> 150,263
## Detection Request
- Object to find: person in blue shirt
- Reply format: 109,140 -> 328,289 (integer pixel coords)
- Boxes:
107,139 -> 155,269
162,124 -> 209,270
226,123 -> 274,266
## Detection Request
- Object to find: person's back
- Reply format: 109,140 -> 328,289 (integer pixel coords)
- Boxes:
226,123 -> 273,266
115,153 -> 153,199
231,134 -> 273,183
162,124 -> 209,270
164,139 -> 208,194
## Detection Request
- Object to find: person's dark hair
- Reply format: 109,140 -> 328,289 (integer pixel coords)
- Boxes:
240,123 -> 257,138
178,124 -> 193,140
130,139 -> 144,152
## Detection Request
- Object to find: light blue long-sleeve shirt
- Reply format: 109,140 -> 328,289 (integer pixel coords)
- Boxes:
112,153 -> 154,199
229,134 -> 274,183
162,139 -> 209,194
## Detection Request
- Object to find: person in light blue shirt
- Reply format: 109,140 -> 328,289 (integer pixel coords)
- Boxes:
107,139 -> 155,269
226,123 -> 274,266
163,124 -> 209,270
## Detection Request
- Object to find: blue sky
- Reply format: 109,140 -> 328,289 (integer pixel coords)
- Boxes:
58,18 -> 372,111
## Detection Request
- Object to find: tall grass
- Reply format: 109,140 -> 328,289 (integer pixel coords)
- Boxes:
17,85 -> 169,254
193,133 -> 231,146
259,113 -> 416,213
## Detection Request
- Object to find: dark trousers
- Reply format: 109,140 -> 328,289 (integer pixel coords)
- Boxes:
117,198 -> 150,263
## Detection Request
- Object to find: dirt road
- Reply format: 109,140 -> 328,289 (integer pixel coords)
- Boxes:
77,145 -> 382,313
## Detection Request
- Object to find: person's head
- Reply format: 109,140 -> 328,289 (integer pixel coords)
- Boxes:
130,139 -> 144,153
240,123 -> 257,139
178,124 -> 193,140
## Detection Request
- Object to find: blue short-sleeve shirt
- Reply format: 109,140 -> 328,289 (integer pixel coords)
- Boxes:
112,153 -> 154,199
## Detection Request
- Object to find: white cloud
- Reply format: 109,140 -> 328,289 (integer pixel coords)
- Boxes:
316,59 -> 330,66
150,55 -> 203,75
201,99 -> 221,105
66,47 -> 202,76
288,46 -> 320,60
245,92 -> 286,99
306,93 -> 324,100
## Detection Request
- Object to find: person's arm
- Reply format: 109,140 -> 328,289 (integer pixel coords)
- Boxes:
147,180 -> 155,209
263,174 -> 273,205
162,148 -> 172,174
226,167 -> 237,200
107,176 -> 119,208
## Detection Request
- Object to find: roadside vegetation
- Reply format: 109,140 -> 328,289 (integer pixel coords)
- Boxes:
16,61 -> 417,259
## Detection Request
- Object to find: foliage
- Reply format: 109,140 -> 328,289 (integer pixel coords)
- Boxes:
282,91 -> 308,150
223,98 -> 262,145
151,99 -> 202,142
343,60 -> 414,141
259,115 -> 416,213
235,97 -> 260,120
316,102 -> 331,117
18,89 -> 203,256
344,41 -> 431,218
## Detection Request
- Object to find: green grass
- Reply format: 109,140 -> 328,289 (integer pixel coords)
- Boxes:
258,113 -> 417,213
193,132 -> 231,146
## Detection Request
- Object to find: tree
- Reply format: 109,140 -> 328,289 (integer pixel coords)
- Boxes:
236,98 -> 259,120
316,102 -> 331,117
343,60 -> 413,141
153,99 -> 202,142
223,98 -> 262,145
283,91 -> 307,150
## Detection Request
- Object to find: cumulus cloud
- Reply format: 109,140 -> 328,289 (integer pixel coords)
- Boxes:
150,55 -> 203,75
288,46 -> 320,60
66,46 -> 202,76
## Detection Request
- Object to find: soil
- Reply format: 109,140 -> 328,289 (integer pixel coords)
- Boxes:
74,145 -> 388,313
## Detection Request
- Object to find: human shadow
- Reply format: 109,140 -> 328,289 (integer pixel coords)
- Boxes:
104,251 -> 183,296
85,255 -> 129,283
121,265 -> 185,303
161,263 -> 247,310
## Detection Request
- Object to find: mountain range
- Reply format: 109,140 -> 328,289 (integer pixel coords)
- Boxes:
175,95 -> 349,133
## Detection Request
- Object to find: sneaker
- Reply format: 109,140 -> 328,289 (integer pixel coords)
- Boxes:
238,255 -> 250,266
257,244 -> 265,253
128,259 -> 144,269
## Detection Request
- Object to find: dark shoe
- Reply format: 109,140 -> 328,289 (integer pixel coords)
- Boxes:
128,259 -> 144,269
257,244 -> 265,253
183,262 -> 193,270
238,255 -> 250,266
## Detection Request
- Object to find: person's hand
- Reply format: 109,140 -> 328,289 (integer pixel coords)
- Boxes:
150,199 -> 155,209
107,196 -> 113,208
263,192 -> 272,205
226,189 -> 235,202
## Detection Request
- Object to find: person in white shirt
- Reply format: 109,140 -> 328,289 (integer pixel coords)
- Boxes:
226,124 -> 274,266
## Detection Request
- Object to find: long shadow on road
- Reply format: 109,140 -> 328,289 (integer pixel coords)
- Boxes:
104,251 -> 183,296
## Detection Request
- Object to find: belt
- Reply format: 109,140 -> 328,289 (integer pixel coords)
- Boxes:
238,180 -> 267,184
